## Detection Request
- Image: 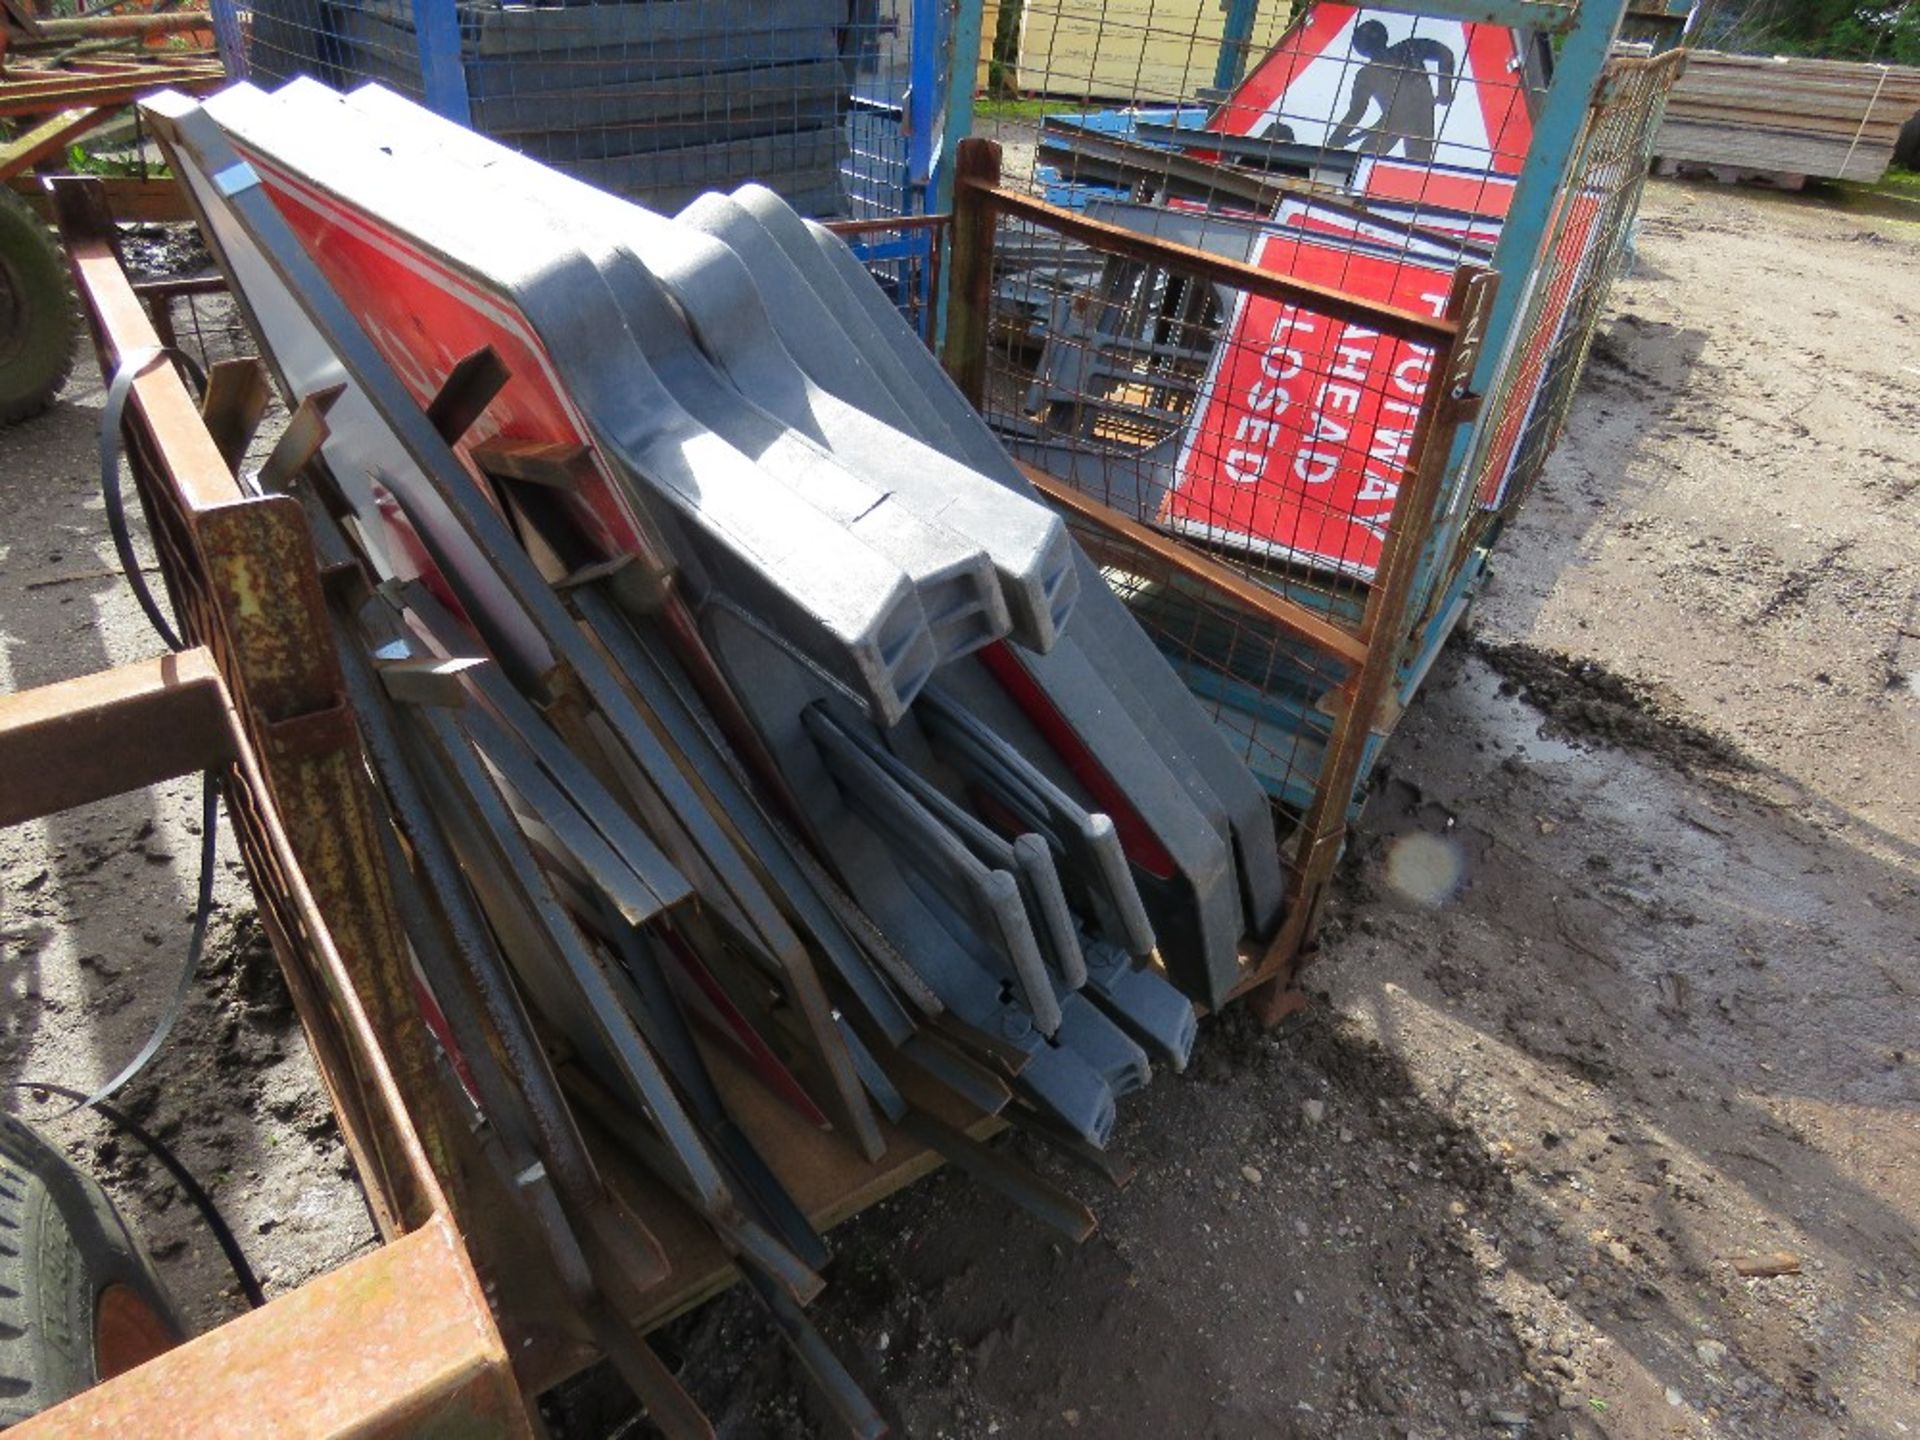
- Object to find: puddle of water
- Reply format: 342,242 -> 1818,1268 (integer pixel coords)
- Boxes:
1448,656 -> 1587,764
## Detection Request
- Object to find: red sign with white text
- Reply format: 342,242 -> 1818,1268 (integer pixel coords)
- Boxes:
1165,232 -> 1452,581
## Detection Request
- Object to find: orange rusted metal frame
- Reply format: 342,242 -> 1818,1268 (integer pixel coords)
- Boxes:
0,652 -> 527,1440
54,175 -> 474,1234
0,103 -> 110,180
941,138 -> 1497,1014
1019,465 -> 1372,669
10,172 -> 193,221
50,179 -> 1017,1413
15,11 -> 215,43
1239,265 -> 1493,1019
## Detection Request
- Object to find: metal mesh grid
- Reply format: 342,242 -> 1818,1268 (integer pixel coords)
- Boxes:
956,6 -> 1686,847
950,157 -> 1488,824
965,3 -> 1551,647
1464,46 -> 1684,522
137,277 -> 259,372
828,213 -> 949,344
982,216 -> 1462,627
1055,502 -> 1355,836
976,2 -> 1545,210
211,0 -> 947,220
1396,40 -> 1687,658
979,0 -> 1299,108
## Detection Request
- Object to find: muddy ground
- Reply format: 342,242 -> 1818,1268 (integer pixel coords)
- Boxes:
1,174 -> 1916,1439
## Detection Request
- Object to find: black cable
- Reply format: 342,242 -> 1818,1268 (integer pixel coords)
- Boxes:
99,349 -> 187,652
48,773 -> 222,1122
44,349 -> 258,1310
74,349 -> 225,1116
9,1081 -> 266,1311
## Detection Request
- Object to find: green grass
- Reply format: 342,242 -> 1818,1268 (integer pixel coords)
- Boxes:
1877,165 -> 1920,200
1822,165 -> 1920,231
973,97 -> 1097,121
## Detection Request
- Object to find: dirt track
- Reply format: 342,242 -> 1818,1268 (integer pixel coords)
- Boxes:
1,173 -> 1916,1439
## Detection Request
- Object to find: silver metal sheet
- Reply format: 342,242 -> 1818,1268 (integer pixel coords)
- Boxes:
200,80 -> 938,724
343,81 -> 1078,657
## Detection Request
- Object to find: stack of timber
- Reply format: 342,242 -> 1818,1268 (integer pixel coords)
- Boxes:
1653,50 -> 1920,183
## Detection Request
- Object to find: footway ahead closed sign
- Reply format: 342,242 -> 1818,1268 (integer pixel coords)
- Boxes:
1164,229 -> 1451,582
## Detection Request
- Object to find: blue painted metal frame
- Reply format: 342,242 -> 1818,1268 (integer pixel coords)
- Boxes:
1354,0 -> 1578,30
934,0 -> 984,218
409,0 -> 473,127
1393,0 -> 1629,693
929,0 -> 984,348
1214,0 -> 1263,92
905,0 -> 942,215
207,0 -> 247,81
922,0 -> 1650,825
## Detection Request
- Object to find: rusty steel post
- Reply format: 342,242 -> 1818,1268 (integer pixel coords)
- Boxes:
941,137 -> 1001,410
1246,265 -> 1496,1024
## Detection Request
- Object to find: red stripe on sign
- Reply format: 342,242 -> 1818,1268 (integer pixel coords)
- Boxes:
977,642 -> 1177,880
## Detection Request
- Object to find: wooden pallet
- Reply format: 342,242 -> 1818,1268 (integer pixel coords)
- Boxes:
1654,50 -> 1920,185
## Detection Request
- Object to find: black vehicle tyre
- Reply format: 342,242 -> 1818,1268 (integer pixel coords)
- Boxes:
1895,109 -> 1920,172
0,1112 -> 184,1429
0,187 -> 79,428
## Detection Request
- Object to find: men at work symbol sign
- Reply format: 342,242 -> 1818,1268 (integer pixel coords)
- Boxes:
1212,3 -> 1535,175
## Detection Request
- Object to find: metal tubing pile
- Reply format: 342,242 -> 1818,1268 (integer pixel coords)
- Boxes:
140,78 -> 1285,1435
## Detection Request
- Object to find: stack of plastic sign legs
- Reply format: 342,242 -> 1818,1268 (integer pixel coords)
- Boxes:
139,78 -> 1285,1436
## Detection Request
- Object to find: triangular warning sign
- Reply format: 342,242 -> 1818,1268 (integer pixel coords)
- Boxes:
1211,3 -> 1535,175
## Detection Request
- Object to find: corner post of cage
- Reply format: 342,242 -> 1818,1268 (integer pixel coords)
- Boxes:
410,0 -> 473,128
208,0 -> 247,79
905,0 -> 942,212
936,0 -> 987,211
1213,0 -> 1261,94
932,0 -> 987,349
1469,0 -> 1629,414
1396,0 -> 1630,659
1249,264 -> 1493,1025
942,137 -> 1000,409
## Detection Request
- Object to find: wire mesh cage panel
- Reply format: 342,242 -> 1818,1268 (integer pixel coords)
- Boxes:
945,3 -> 1685,995
211,0 -> 948,220
1053,499 -> 1359,835
984,202 -> 1472,625
979,0 -> 1297,108
976,3 -> 1545,202
1401,41 -> 1685,662
136,277 -> 259,372
1465,48 -> 1683,523
946,139 -> 1491,842
967,3 -> 1557,649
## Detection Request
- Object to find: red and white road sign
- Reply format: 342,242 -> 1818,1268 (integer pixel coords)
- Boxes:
232,144 -> 655,575
1164,229 -> 1453,582
1213,3 -> 1535,176
1472,184 -> 1605,508
1355,157 -> 1518,219
1271,193 -> 1487,265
